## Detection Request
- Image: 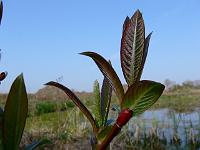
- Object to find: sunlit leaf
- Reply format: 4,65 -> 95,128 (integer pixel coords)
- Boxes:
45,81 -> 98,133
100,76 -> 112,126
121,80 -> 165,116
0,1 -> 3,25
120,10 -> 145,86
80,52 -> 124,103
3,74 -> 28,150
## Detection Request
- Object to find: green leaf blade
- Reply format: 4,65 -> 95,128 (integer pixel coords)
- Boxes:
100,76 -> 112,126
93,80 -> 101,127
121,80 -> 165,116
3,74 -> 28,150
80,52 -> 124,103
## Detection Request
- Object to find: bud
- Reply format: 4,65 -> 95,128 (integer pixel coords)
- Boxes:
116,109 -> 133,127
0,71 -> 7,81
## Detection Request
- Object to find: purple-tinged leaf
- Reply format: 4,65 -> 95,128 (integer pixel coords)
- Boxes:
120,10 -> 145,86
80,52 -> 124,103
136,32 -> 152,81
121,80 -> 165,116
45,81 -> 98,133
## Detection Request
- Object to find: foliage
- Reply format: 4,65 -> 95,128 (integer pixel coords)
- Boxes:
35,101 -> 57,116
0,74 -> 48,150
46,9 -> 165,149
80,10 -> 165,149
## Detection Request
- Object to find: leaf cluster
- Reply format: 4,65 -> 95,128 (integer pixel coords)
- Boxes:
46,10 -> 165,150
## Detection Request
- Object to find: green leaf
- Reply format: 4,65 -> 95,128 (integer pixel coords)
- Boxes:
3,74 -> 28,150
80,52 -> 124,103
0,1 -> 3,25
93,80 -> 101,127
120,10 -> 145,86
121,80 -> 165,116
24,139 -> 51,150
100,76 -> 112,126
45,81 -> 98,133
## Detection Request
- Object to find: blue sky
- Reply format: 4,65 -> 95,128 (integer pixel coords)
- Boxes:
0,0 -> 200,93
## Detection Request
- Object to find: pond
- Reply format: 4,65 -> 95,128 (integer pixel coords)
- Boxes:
128,108 -> 200,145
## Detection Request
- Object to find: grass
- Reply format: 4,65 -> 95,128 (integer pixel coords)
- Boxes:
25,108 -> 90,138
1,85 -> 200,149
153,90 -> 200,112
21,107 -> 200,149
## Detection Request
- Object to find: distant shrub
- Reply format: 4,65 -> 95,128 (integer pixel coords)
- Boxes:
35,101 -> 57,115
60,101 -> 75,111
65,101 -> 75,108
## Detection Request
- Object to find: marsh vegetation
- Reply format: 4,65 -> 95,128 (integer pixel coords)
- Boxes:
1,81 -> 200,149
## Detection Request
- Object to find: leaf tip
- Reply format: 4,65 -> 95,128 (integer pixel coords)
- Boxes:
17,73 -> 24,81
135,9 -> 142,15
79,51 -> 93,56
44,81 -> 54,86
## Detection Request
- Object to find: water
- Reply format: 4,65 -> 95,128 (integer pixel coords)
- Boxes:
128,108 -> 200,144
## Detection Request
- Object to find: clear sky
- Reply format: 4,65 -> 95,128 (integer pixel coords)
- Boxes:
0,0 -> 200,93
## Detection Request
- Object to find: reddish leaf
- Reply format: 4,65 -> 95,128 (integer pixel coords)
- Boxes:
136,32 -> 152,81
80,52 -> 124,103
45,81 -> 98,133
120,10 -> 145,86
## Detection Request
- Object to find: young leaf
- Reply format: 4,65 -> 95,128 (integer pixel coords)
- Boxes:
100,76 -> 112,126
93,80 -> 101,127
121,80 -> 165,116
45,81 -> 98,133
3,74 -> 28,150
120,10 -> 145,86
0,1 -> 2,25
136,32 -> 152,81
80,52 -> 124,103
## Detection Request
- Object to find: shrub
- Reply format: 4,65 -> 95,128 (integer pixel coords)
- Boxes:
35,101 -> 57,115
